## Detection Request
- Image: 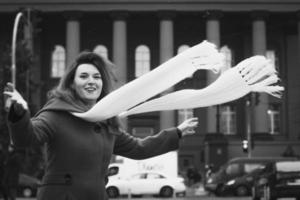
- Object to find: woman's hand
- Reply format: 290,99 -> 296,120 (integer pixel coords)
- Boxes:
177,117 -> 199,137
3,82 -> 28,114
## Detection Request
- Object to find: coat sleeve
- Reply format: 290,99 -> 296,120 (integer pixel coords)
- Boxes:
113,127 -> 180,160
7,109 -> 55,148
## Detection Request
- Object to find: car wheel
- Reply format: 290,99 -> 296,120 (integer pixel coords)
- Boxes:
22,187 -> 33,197
106,186 -> 119,198
160,186 -> 173,197
235,185 -> 249,196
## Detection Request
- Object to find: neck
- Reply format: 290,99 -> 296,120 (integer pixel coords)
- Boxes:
85,100 -> 96,109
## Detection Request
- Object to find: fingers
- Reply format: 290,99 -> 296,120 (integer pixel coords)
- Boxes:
183,117 -> 199,135
187,117 -> 199,127
4,82 -> 14,94
4,82 -> 14,96
3,83 -> 28,110
6,82 -> 15,90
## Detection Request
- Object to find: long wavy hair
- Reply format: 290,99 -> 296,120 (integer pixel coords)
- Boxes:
49,51 -> 121,130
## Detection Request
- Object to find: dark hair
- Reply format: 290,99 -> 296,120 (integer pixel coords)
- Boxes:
49,51 -> 121,130
49,51 -> 113,102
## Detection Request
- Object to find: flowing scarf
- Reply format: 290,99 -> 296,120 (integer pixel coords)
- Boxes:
72,41 -> 283,122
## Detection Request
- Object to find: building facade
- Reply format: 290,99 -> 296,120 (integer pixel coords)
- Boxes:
1,0 -> 300,175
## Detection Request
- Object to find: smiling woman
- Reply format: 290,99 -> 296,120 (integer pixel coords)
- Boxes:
4,51 -> 199,200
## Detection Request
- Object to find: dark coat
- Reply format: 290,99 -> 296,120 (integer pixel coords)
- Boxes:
7,98 -> 180,200
3,151 -> 21,187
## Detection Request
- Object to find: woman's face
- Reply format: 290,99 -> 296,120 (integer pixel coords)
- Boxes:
72,63 -> 103,106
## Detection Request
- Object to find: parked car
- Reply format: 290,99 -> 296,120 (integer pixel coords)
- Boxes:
18,173 -> 41,198
222,166 -> 266,196
204,157 -> 297,196
106,171 -> 186,198
252,160 -> 300,200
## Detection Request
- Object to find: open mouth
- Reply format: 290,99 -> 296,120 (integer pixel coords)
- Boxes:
85,87 -> 97,93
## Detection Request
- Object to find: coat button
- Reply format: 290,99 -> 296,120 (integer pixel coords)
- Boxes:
94,125 -> 102,133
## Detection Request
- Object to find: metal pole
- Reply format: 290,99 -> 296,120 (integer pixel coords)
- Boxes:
216,105 -> 220,133
246,97 -> 252,158
11,12 -> 23,86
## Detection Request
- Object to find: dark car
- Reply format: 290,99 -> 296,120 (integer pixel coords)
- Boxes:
252,160 -> 300,200
204,157 -> 297,197
222,166 -> 265,196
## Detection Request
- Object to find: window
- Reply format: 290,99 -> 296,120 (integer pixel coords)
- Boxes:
147,173 -> 162,179
220,45 -> 232,72
220,105 -> 236,135
178,109 -> 194,124
135,45 -> 150,77
226,163 -> 241,177
268,104 -> 280,135
51,45 -> 65,78
266,50 -> 281,135
266,50 -> 278,71
107,166 -> 119,176
93,45 -> 108,59
132,173 -> 146,180
244,163 -> 266,174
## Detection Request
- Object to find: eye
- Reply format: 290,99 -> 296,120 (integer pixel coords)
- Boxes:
79,74 -> 88,79
93,74 -> 102,79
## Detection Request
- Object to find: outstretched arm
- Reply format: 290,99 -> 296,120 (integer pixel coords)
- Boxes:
114,117 -> 199,159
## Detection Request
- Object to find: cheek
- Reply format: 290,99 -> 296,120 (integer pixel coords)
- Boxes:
97,80 -> 104,89
72,80 -> 84,93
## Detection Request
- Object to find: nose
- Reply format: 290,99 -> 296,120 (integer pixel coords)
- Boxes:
87,76 -> 96,84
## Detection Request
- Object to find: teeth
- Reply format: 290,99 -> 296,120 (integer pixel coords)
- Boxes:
85,88 -> 96,92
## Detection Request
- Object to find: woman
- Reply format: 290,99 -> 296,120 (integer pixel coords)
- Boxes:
4,52 -> 198,200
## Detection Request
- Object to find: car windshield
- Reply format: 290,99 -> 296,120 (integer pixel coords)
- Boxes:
107,166 -> 119,176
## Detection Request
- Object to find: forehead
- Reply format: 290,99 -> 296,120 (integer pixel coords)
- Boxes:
76,63 -> 100,74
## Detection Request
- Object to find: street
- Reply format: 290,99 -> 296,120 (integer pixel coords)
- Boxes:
6,194 -> 298,200
11,197 -> 298,200
8,197 -> 253,200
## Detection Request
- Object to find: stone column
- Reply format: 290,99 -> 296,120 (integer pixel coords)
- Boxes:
159,11 -> 176,130
204,10 -> 223,133
112,11 -> 128,90
65,11 -> 81,67
112,11 -> 128,129
251,10 -> 269,133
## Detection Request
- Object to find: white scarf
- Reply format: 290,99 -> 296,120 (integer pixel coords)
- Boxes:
72,41 -> 283,122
